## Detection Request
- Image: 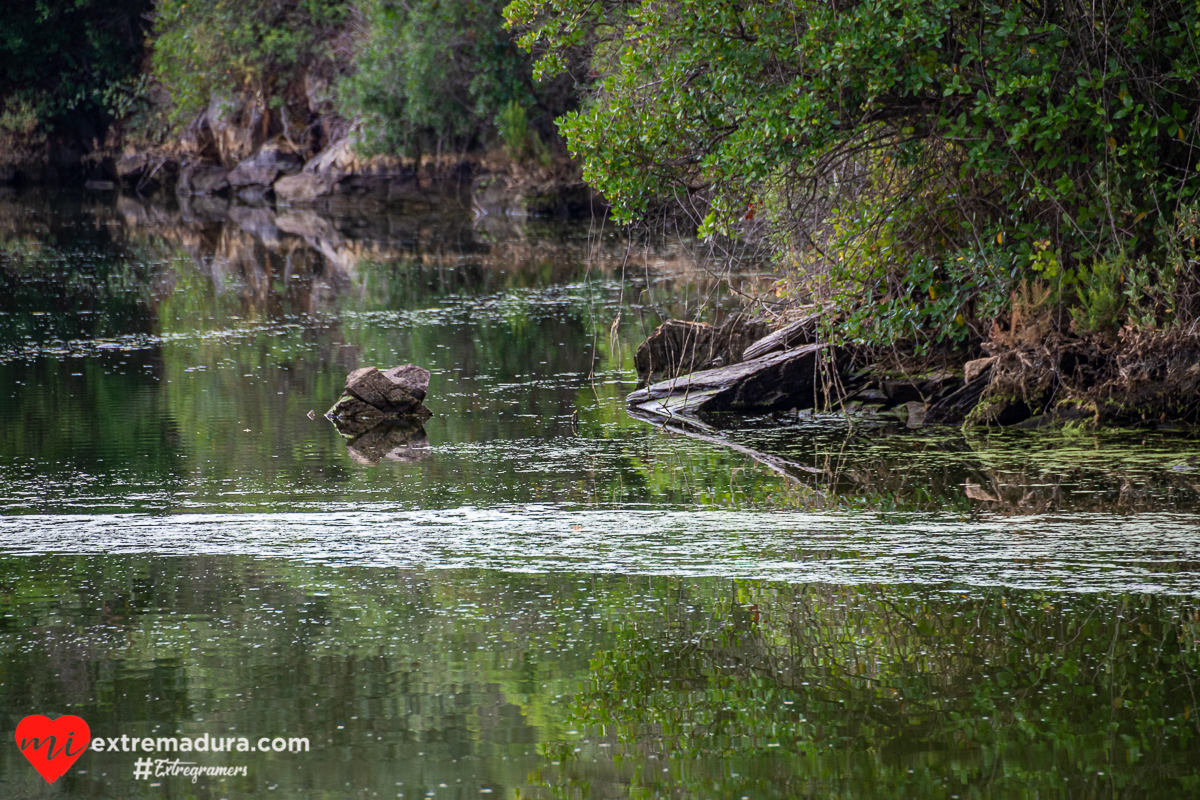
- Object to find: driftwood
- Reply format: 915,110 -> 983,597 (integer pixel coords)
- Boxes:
634,318 -> 768,382
740,309 -> 823,361
627,343 -> 838,417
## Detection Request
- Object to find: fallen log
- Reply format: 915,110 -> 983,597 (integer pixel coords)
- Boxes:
740,309 -> 823,361
627,342 -> 839,417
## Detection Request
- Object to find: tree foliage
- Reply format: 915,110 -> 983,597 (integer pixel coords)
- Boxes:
508,0 -> 1200,333
150,0 -> 347,126
0,0 -> 150,148
340,0 -> 576,158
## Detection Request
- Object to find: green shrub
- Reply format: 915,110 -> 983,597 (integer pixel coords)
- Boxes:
151,0 -> 347,127
509,0 -> 1200,338
340,0 -> 572,159
496,100 -> 530,160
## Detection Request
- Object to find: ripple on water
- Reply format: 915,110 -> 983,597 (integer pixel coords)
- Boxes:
2,507 -> 1200,594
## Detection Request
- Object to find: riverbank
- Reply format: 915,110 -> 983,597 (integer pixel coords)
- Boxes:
631,310 -> 1200,429
2,135 -> 598,222
0,0 -> 593,217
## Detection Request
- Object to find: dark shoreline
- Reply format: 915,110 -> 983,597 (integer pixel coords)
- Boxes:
630,314 -> 1200,431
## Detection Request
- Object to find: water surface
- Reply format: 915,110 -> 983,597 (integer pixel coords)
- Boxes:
1,190 -> 1199,798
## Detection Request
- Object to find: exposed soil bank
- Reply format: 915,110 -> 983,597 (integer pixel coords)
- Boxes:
632,311 -> 1200,429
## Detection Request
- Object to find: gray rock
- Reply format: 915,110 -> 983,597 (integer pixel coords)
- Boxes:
344,366 -> 426,413
227,145 -> 303,188
326,395 -> 432,438
325,394 -> 388,434
84,180 -> 115,191
382,364 -> 429,403
177,164 -> 230,196
274,171 -> 336,204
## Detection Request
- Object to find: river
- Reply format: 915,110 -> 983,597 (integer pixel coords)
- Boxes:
1,189 -> 1199,798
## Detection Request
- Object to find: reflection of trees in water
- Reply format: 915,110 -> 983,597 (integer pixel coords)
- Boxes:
1,188 -> 773,326
634,415 -> 1200,514
549,581 -> 1200,798
0,559 -> 643,798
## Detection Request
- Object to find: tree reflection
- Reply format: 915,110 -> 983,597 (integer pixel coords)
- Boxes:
550,583 -> 1200,798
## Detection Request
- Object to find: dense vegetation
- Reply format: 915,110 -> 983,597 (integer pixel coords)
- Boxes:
508,0 -> 1200,346
0,0 -> 574,166
6,0 -> 1200,352
0,0 -> 151,159
150,0 -> 347,127
338,0 -> 578,158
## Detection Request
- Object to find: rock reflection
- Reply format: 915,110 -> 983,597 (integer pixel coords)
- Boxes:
338,417 -> 431,465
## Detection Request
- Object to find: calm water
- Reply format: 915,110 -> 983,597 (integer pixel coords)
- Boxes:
1,190 -> 1199,798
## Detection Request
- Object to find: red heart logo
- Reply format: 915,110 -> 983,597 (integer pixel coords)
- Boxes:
15,714 -> 91,784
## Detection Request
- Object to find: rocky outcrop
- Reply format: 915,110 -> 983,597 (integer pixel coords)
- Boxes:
227,143 -> 302,193
271,135 -> 460,207
203,94 -> 272,168
176,163 -> 230,196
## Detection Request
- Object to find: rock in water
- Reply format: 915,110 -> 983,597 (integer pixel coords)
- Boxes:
325,395 -> 389,435
343,365 -> 429,413
381,364 -> 428,402
326,364 -> 432,441
227,144 -> 302,190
